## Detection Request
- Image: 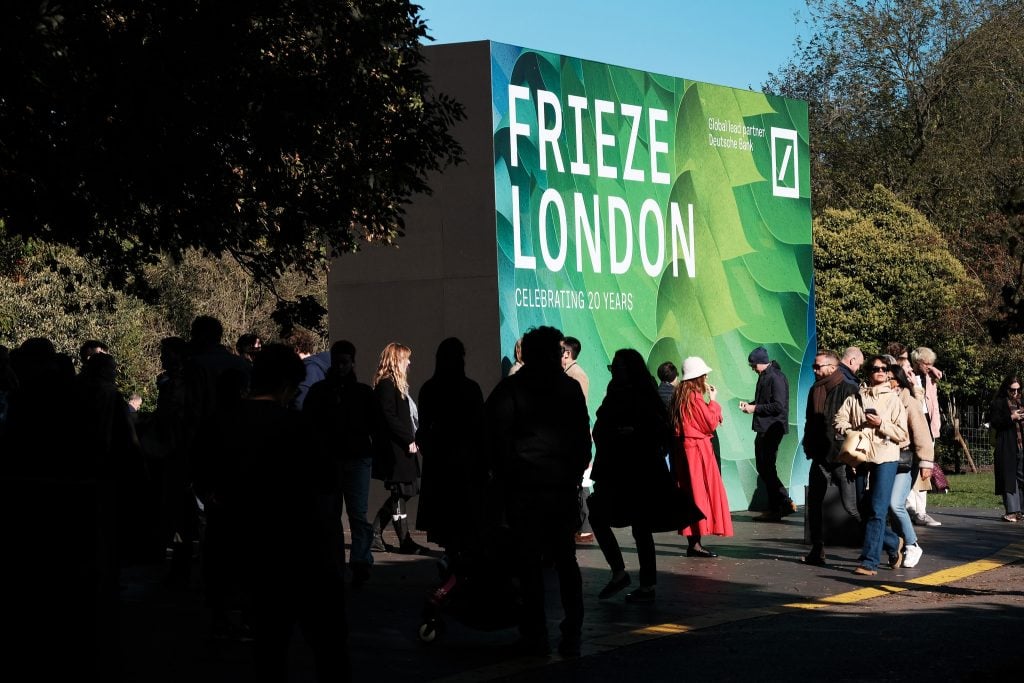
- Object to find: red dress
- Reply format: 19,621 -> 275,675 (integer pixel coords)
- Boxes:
674,393 -> 733,537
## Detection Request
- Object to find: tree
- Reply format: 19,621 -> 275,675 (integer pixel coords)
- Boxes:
0,224 -> 159,399
766,0 -> 1019,220
769,0 -> 1024,356
0,1 -> 463,302
813,185 -> 987,395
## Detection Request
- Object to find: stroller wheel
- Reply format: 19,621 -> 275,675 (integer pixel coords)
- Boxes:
417,620 -> 441,644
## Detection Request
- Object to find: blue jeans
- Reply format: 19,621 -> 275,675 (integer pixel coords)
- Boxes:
890,466 -> 918,546
340,456 -> 373,568
856,461 -> 900,570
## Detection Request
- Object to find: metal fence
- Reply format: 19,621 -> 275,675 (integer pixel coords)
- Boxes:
937,402 -> 993,472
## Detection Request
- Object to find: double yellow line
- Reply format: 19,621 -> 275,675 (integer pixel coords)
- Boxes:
439,541 -> 1024,682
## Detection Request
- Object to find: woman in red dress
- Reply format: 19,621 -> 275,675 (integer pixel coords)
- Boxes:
671,356 -> 733,557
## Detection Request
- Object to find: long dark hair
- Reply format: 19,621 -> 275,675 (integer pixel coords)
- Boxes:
998,374 -> 1021,401
888,364 -> 914,392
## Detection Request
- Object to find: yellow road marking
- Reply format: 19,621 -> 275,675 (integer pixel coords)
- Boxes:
436,540 -> 1024,682
785,540 -> 1024,610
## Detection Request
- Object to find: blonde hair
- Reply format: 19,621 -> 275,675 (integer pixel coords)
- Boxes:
671,374 -> 707,430
373,342 -> 412,397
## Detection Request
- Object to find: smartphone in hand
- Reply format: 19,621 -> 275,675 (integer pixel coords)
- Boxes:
864,408 -> 878,415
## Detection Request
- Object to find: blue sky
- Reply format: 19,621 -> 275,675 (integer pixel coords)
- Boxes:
416,0 -> 811,91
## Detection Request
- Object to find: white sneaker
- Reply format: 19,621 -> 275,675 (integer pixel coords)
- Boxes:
916,513 -> 942,527
903,543 -> 923,568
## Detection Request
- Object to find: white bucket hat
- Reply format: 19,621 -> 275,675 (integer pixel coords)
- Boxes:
681,356 -> 713,381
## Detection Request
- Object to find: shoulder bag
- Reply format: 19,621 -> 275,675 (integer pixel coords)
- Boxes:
838,429 -> 875,467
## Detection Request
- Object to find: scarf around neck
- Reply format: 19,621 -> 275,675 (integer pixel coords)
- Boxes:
811,370 -> 846,414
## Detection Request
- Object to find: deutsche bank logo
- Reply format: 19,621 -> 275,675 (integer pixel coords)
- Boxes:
770,128 -> 799,198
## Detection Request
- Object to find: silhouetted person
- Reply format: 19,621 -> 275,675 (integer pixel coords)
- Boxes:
590,349 -> 675,603
486,326 -> 591,657
304,340 -> 384,587
186,316 -> 251,432
3,338 -> 111,677
137,336 -> 193,584
202,344 -> 349,681
415,337 -> 486,556
184,316 -> 252,627
0,345 -> 18,437
79,338 -> 109,364
235,332 -> 262,364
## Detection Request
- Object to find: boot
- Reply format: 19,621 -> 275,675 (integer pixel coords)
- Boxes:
370,505 -> 390,552
393,514 -> 427,555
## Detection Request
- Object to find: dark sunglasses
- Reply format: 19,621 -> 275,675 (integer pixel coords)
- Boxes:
811,363 -> 834,370
870,366 -> 888,372
1010,387 -> 1021,394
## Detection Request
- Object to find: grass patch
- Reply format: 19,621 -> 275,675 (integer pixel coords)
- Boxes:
927,470 -> 1002,509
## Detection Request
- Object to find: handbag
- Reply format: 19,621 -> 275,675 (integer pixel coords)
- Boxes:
838,429 -> 875,467
930,462 -> 950,492
897,448 -> 913,474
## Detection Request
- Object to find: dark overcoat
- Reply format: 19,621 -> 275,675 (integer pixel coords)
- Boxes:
990,396 -> 1023,495
589,382 -> 673,528
415,375 -> 485,545
372,377 -> 420,485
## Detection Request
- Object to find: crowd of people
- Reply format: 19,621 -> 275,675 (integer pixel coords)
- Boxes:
2,319 -> 1021,679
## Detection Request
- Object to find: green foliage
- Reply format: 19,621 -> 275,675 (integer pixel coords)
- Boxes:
0,230 -> 327,405
0,1 -> 463,298
141,249 -> 328,348
0,237 -> 159,401
813,186 -> 986,394
766,0 -> 1017,218
770,0 -> 1024,386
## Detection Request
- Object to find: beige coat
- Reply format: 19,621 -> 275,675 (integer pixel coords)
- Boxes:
897,388 -> 936,491
834,384 -> 909,464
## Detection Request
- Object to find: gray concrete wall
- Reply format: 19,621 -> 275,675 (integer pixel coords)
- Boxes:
328,41 -> 502,394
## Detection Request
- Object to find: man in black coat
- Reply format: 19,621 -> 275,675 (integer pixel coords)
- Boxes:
485,326 -> 591,658
204,344 -> 348,681
304,340 -> 385,587
801,350 -> 859,564
739,346 -> 794,521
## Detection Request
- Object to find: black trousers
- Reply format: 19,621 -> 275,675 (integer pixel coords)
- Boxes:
806,459 -> 830,545
592,521 -> 656,587
754,422 -> 790,511
506,492 -> 583,640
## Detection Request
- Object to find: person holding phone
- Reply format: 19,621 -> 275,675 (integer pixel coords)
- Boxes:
833,355 -> 909,576
990,375 -> 1024,523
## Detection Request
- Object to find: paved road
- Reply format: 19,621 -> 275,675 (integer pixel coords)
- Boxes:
120,506 -> 1024,681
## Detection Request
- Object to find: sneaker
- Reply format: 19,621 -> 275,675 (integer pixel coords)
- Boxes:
916,513 -> 942,527
575,532 -> 595,544
852,566 -> 878,576
1002,513 -> 1020,523
903,543 -> 923,568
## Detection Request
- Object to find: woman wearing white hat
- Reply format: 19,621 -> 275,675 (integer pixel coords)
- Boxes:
670,357 -> 733,556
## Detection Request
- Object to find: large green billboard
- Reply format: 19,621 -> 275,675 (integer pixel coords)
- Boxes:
490,44 -> 814,508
